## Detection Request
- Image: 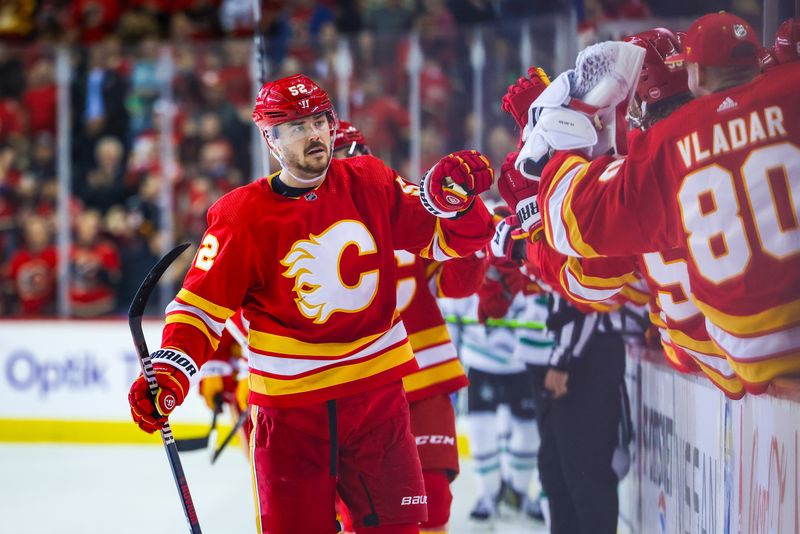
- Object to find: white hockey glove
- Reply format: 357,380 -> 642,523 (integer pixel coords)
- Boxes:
516,41 -> 645,179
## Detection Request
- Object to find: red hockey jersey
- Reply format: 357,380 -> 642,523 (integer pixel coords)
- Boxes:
161,155 -> 494,407
395,250 -> 486,402
549,243 -> 744,398
538,63 -> 800,389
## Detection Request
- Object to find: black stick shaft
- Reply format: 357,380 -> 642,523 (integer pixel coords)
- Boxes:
211,406 -> 249,464
128,243 -> 201,534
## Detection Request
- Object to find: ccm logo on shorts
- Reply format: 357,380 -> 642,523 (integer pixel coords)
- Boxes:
415,434 -> 455,446
401,495 -> 428,506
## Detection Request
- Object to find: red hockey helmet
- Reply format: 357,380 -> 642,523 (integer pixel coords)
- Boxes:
772,18 -> 800,65
252,74 -> 338,141
333,120 -> 370,154
624,28 -> 689,106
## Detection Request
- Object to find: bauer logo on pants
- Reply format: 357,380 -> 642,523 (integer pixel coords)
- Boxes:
400,495 -> 428,506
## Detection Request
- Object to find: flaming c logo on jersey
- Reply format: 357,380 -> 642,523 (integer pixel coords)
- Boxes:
281,220 -> 380,324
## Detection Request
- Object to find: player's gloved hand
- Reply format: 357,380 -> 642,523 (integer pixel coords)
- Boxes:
128,349 -> 197,433
198,360 -> 235,410
516,42 -> 644,176
477,264 -> 524,322
501,66 -> 552,130
497,152 -> 544,241
489,214 -> 528,265
235,375 -> 249,413
420,150 -> 494,218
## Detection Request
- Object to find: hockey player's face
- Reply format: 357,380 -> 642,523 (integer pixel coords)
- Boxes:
276,113 -> 333,175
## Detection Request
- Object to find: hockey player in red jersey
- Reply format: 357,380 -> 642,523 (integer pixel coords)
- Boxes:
496,30 -> 746,399
521,12 -> 800,393
328,119 -> 486,534
127,74 -> 495,533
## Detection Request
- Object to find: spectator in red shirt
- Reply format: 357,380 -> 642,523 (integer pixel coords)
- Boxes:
5,216 -> 57,316
69,209 -> 120,316
68,0 -> 122,45
22,57 -> 57,136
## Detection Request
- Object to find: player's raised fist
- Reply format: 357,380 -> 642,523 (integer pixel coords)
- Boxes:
420,150 -> 494,218
128,350 -> 196,433
501,67 -> 551,130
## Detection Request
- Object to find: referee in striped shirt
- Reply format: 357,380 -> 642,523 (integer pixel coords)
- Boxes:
530,294 -> 630,534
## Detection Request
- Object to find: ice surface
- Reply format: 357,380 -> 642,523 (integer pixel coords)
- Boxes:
0,443 -> 547,534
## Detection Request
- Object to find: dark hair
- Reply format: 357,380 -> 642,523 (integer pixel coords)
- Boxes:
642,92 -> 694,129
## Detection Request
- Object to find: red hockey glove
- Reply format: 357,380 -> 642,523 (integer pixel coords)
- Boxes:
477,264 -> 525,322
501,67 -> 551,130
198,360 -> 235,410
497,152 -> 543,240
420,150 -> 494,218
489,214 -> 529,265
128,349 -> 196,433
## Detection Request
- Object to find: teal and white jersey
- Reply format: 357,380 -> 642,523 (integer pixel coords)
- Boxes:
441,294 -> 528,375
514,293 -> 555,366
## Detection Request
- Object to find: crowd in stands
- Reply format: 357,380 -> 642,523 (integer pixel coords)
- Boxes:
0,0 -> 774,316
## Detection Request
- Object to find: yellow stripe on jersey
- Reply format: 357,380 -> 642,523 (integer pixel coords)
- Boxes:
424,261 -> 440,279
587,301 -> 617,312
176,289 -> 236,321
561,163 -> 603,258
543,155 -> 588,198
565,256 -> 637,289
402,359 -> 465,393
542,155 -> 588,249
248,406 -> 263,534
408,325 -> 452,351
662,343 -> 688,370
249,342 -> 415,396
691,359 -> 745,395
165,313 -> 221,350
620,284 -> 650,306
665,328 -> 724,356
693,296 -> 800,336
249,327 -> 387,357
435,218 -> 462,258
726,350 -> 800,386
649,312 -> 667,329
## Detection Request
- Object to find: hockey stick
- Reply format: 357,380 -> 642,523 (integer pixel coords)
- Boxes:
443,314 -> 546,330
174,394 -> 222,453
252,0 -> 268,86
128,242 -> 202,534
211,405 -> 249,464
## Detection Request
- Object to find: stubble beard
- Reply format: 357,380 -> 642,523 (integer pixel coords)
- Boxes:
286,144 -> 331,178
